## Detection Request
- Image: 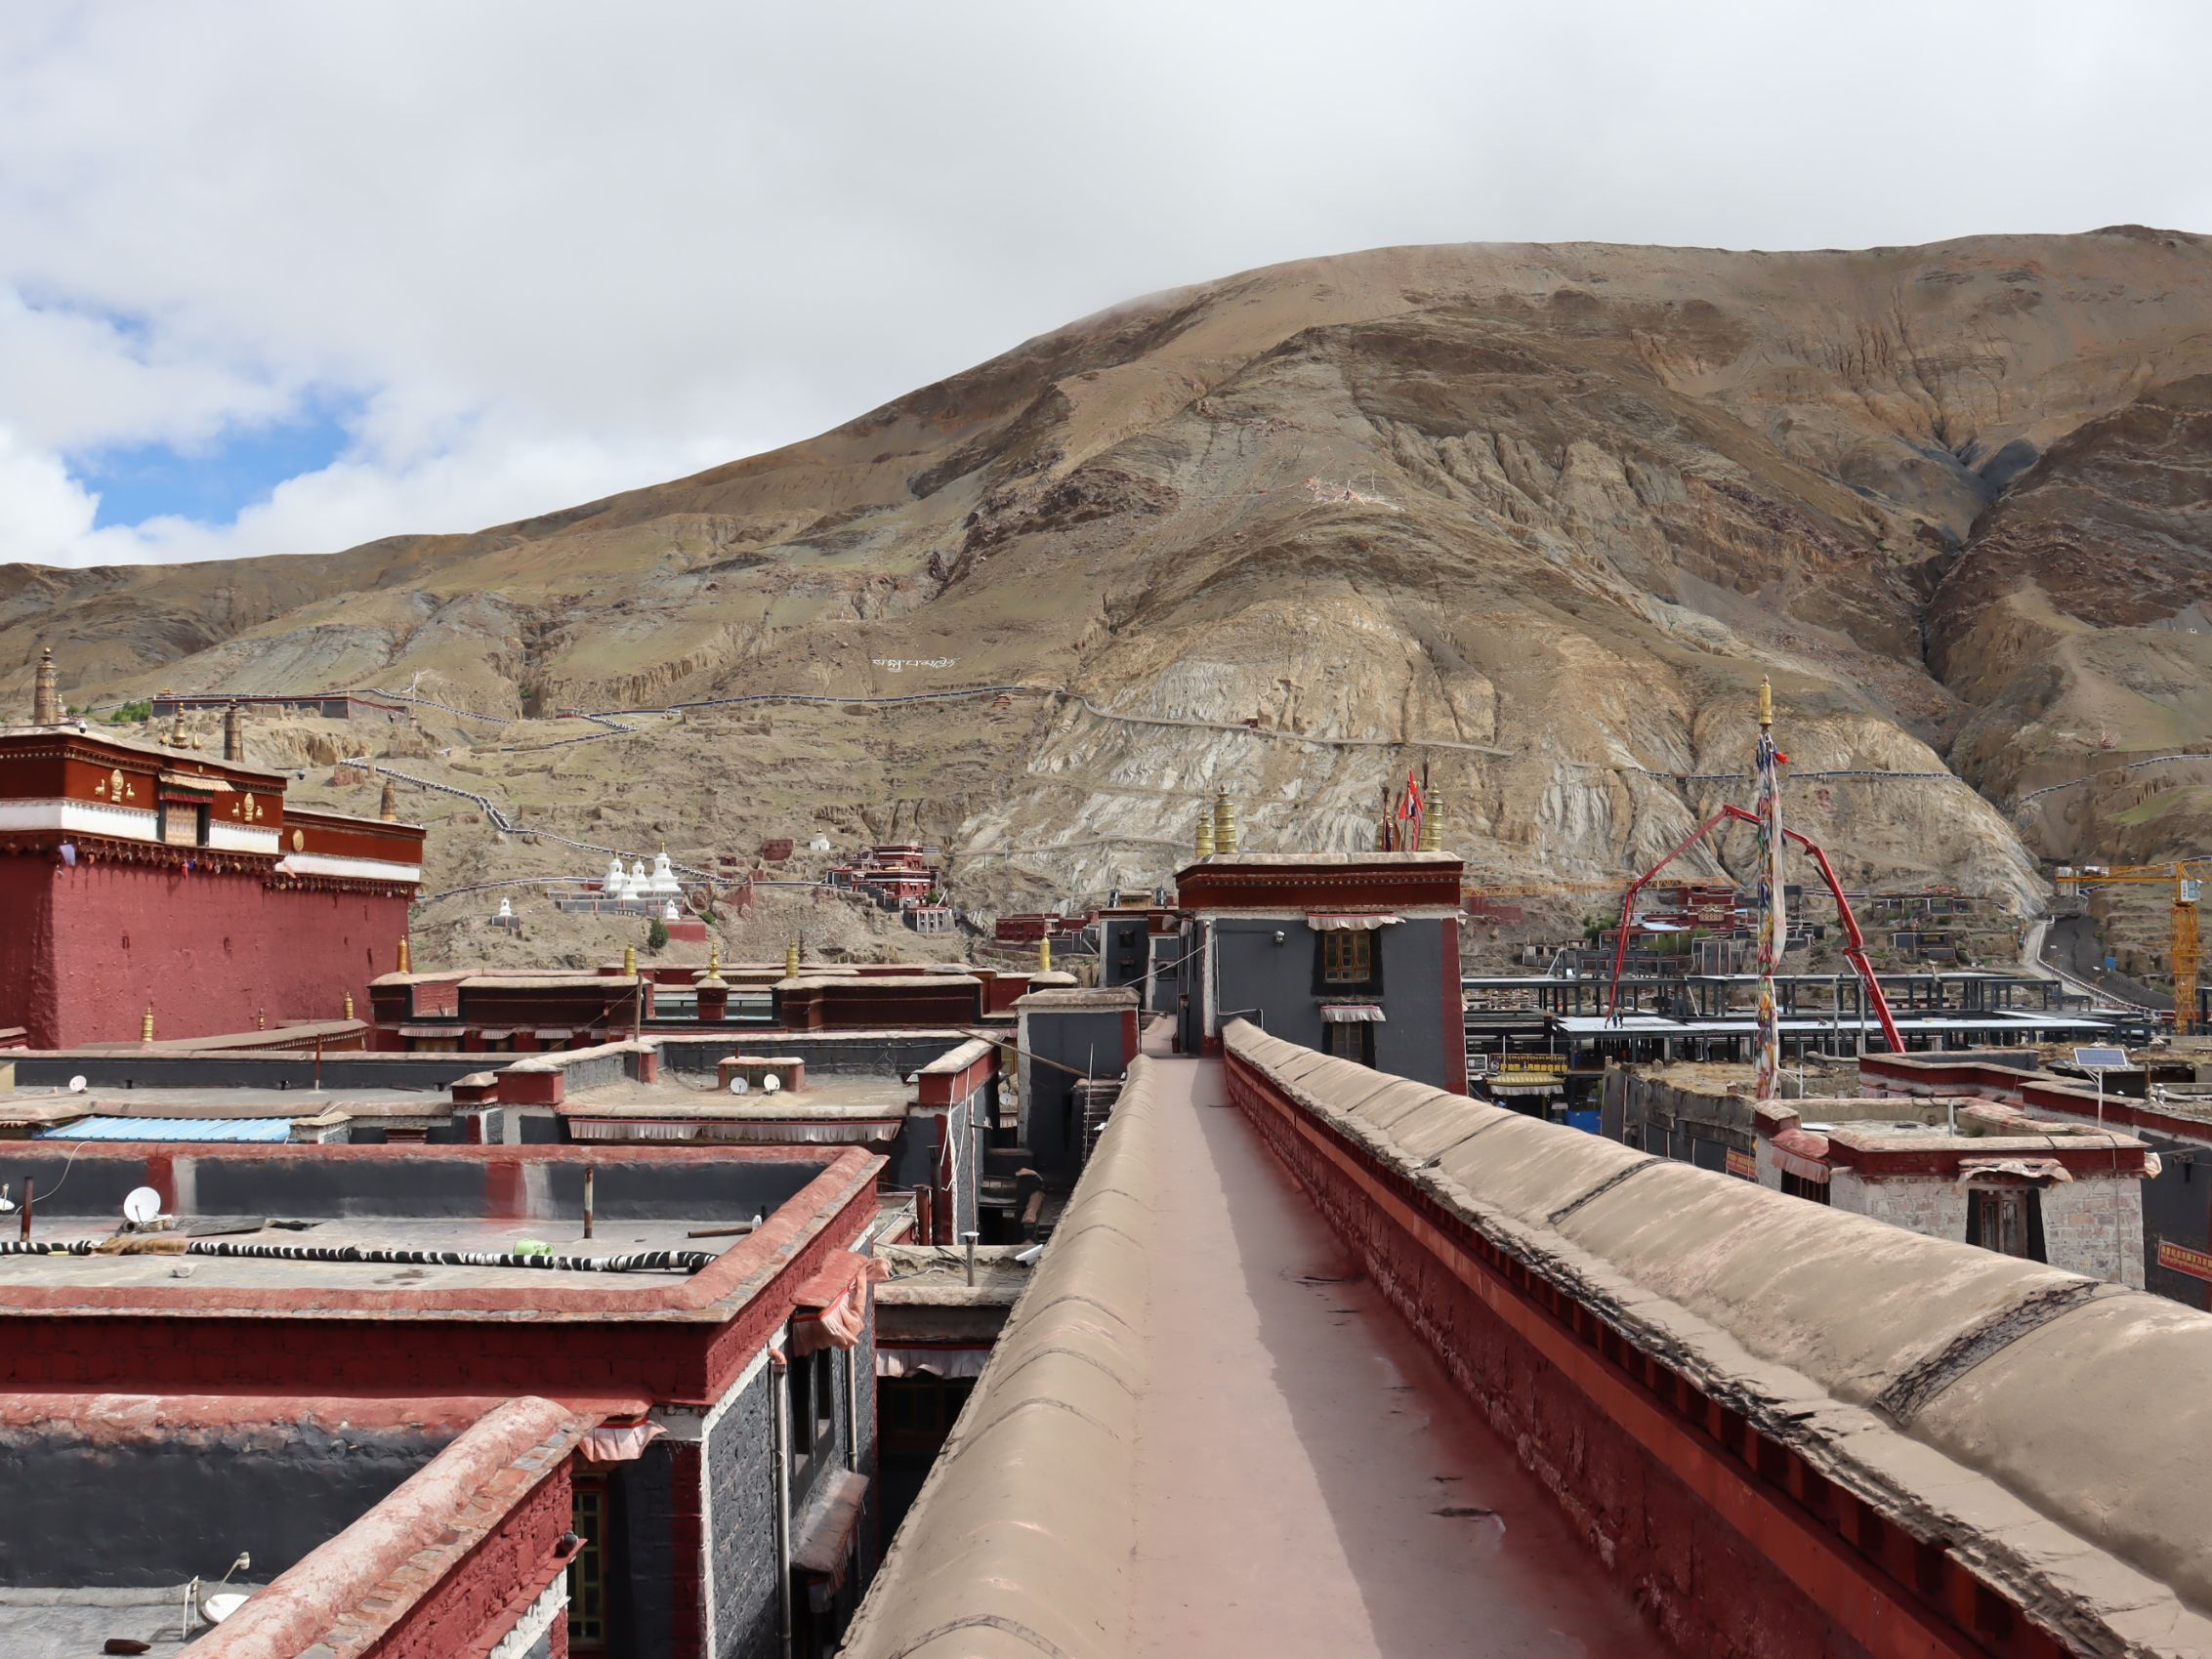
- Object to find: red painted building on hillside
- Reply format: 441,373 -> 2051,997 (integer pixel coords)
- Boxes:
0,719 -> 423,1047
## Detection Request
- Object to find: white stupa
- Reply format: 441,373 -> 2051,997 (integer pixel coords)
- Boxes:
497,897 -> 514,919
661,899 -> 681,922
602,856 -> 625,894
627,858 -> 649,901
647,850 -> 682,896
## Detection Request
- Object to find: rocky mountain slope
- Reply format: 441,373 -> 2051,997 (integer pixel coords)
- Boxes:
9,228 -> 2212,931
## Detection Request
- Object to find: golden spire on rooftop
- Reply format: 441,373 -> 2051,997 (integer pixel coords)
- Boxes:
785,938 -> 802,979
1194,809 -> 1215,859
623,943 -> 638,976
1212,785 -> 1238,855
397,936 -> 411,975
343,991 -> 355,1020
141,1002 -> 155,1043
379,779 -> 398,821
1418,789 -> 1442,853
1039,935 -> 1052,975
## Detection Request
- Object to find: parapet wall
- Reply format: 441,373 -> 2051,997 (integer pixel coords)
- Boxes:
840,1056 -> 1155,1659
1224,1022 -> 2212,1659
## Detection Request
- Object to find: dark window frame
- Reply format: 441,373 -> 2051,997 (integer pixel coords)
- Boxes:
1965,1183 -> 2047,1262
1312,928 -> 1385,994
1321,1018 -> 1375,1066
567,1474 -> 610,1651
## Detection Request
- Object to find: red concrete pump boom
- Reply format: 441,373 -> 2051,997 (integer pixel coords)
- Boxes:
1603,804 -> 1905,1053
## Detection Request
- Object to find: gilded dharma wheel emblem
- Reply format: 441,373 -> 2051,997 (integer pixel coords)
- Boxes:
291,828 -> 305,851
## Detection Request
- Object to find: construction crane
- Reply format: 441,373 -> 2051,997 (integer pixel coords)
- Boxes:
2054,861 -> 2207,1034
1603,804 -> 1906,1053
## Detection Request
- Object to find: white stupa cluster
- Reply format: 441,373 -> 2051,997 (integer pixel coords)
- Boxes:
599,850 -> 686,916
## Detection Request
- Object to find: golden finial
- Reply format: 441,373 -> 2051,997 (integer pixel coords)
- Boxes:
379,779 -> 398,821
141,1002 -> 155,1043
1759,676 -> 1774,730
1039,935 -> 1053,975
624,943 -> 639,976
1212,785 -> 1237,854
256,1007 -> 266,1030
1418,789 -> 1442,853
1194,810 -> 1215,858
168,708 -> 188,748
785,939 -> 801,978
343,991 -> 355,1020
396,936 -> 411,974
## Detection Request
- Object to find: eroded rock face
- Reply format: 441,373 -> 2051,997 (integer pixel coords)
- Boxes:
7,229 -> 2212,915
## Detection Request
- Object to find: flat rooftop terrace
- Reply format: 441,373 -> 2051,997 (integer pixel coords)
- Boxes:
0,1141 -> 856,1313
562,1072 -> 909,1118
0,1214 -> 735,1291
1122,1051 -> 1659,1654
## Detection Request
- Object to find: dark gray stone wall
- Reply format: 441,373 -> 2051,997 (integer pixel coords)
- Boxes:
1022,1009 -> 1128,1188
1200,917 -> 1455,1089
1099,919 -> 1149,990
616,1440 -> 677,1659
708,1363 -> 780,1659
0,1426 -> 442,1587
2138,1135 -> 2212,1307
1147,935 -> 1178,1014
886,1081 -> 985,1237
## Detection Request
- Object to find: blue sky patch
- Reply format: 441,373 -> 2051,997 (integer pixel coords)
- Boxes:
76,400 -> 356,529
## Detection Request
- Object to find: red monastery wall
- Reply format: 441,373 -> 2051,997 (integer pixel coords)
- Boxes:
0,858 -> 409,1046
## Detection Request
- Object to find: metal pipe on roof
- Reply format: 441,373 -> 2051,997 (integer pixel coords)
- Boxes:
771,1346 -> 794,1659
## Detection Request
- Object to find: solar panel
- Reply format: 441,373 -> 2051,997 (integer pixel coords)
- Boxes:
2072,1046 -> 2129,1071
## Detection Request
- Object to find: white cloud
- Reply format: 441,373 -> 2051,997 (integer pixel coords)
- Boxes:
0,0 -> 2207,568
0,425 -> 98,555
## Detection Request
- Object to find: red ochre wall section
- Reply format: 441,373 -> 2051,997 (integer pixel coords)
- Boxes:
371,1460 -> 574,1659
0,858 -> 408,1047
1224,1049 -> 2006,1659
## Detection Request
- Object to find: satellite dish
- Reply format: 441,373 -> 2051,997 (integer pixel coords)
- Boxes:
122,1186 -> 160,1225
202,1591 -> 250,1624
729,1076 -> 749,1096
762,1073 -> 780,1094
66,1075 -> 86,1094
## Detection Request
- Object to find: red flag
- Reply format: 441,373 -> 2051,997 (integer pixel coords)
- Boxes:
1398,767 -> 1424,821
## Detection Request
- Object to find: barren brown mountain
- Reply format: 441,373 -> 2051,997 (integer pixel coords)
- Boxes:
7,229 -> 2210,961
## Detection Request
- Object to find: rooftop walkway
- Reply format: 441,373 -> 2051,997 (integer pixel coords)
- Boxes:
1126,1041 -> 1659,1656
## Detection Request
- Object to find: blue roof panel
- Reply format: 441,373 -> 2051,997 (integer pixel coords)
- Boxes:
38,1116 -> 295,1142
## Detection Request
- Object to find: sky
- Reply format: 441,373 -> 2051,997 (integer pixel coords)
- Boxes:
2,1 -> 2207,570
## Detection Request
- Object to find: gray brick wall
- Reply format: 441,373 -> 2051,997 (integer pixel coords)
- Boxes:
615,1441 -> 675,1658
707,1363 -> 780,1659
